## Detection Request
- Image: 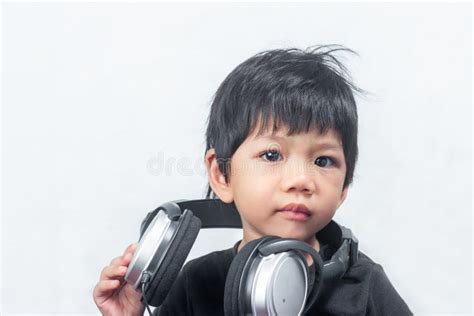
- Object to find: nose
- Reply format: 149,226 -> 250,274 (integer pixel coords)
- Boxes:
279,159 -> 316,194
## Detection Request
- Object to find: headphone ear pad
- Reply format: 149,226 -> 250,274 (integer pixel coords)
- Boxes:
224,236 -> 279,316
143,211 -> 201,306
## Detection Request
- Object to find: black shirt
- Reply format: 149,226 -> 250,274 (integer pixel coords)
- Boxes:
155,239 -> 412,315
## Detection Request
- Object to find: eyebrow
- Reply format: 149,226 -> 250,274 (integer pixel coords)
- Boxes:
256,134 -> 342,150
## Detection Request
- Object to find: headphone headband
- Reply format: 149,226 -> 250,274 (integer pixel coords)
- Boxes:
175,199 -> 242,228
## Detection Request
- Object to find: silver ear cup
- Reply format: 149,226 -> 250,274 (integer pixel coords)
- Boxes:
125,210 -> 180,289
250,252 -> 308,316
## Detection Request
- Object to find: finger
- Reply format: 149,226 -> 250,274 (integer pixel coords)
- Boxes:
123,243 -> 137,256
110,252 -> 134,268
123,251 -> 134,265
111,243 -> 137,264
93,279 -> 121,304
125,243 -> 138,258
108,243 -> 138,268
100,264 -> 128,280
110,255 -> 124,266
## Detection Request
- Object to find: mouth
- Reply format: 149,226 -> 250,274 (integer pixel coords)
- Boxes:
277,203 -> 311,221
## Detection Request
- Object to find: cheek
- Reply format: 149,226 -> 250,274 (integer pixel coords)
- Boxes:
234,173 -> 270,202
321,187 -> 345,211
232,173 -> 275,216
232,159 -> 277,192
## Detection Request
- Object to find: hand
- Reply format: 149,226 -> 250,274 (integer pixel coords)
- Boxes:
93,243 -> 146,316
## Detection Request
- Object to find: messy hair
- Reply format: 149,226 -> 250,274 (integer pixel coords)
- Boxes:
204,45 -> 364,199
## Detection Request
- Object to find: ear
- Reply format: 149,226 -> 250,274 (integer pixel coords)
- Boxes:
336,187 -> 349,209
204,148 -> 234,203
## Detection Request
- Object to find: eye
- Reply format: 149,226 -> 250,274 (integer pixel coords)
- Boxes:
315,156 -> 335,168
260,150 -> 282,162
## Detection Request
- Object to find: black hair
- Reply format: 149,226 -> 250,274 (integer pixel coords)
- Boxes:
204,45 -> 364,199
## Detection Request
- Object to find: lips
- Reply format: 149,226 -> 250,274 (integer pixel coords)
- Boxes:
277,203 -> 311,221
279,203 -> 311,215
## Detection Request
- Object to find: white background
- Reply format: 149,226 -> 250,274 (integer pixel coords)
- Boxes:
1,2 -> 472,315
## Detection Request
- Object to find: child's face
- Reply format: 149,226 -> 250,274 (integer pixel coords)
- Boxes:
207,124 -> 348,244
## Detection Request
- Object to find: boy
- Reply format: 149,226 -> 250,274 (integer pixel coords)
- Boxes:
93,46 -> 412,315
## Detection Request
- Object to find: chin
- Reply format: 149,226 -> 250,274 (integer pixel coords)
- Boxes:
268,228 -> 314,242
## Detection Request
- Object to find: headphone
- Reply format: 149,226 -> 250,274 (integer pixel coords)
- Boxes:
124,199 -> 359,316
